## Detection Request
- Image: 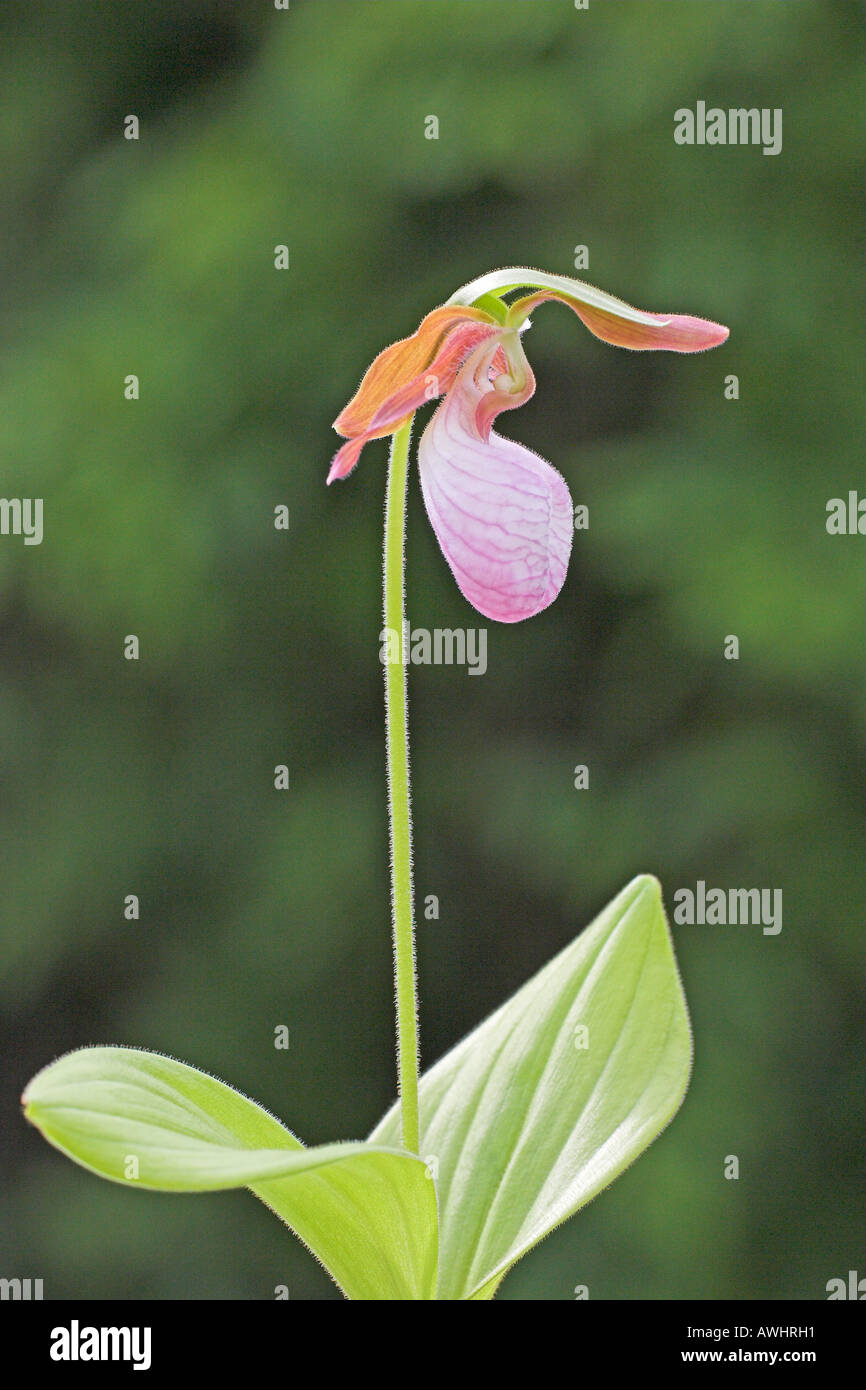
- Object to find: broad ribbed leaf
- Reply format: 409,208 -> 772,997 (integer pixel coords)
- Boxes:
23,1046 -> 438,1301
370,875 -> 691,1300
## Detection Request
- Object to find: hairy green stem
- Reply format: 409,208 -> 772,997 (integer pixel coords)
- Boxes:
383,418 -> 420,1153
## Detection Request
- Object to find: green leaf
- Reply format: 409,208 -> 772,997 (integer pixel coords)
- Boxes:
370,875 -> 691,1300
23,1046 -> 438,1301
447,266 -> 665,325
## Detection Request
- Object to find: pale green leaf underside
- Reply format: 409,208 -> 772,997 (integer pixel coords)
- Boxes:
23,1046 -> 437,1301
448,266 -> 667,325
370,875 -> 692,1300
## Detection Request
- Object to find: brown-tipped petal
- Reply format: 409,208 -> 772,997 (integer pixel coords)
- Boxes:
333,304 -> 498,438
508,291 -> 729,353
367,319 -> 502,434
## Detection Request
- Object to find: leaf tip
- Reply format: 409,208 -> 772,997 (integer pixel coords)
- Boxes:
630,871 -> 663,899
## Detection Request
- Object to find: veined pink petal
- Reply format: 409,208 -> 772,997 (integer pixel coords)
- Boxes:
418,342 -> 574,623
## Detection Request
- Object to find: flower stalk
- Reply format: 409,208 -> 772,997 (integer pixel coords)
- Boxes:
383,416 -> 420,1153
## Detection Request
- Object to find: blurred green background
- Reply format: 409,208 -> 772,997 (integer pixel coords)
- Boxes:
1,0 -> 863,1301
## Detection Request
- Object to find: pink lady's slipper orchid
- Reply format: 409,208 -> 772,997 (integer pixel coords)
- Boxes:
329,269 -> 728,623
